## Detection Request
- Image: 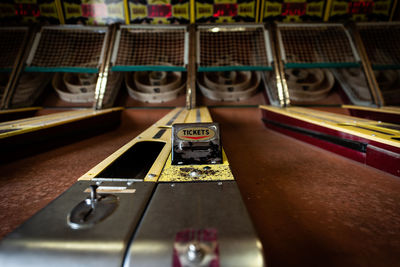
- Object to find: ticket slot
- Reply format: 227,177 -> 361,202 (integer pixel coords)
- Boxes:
95,141 -> 166,179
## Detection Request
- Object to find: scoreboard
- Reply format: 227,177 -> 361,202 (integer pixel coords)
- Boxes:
325,0 -> 398,21
195,0 -> 259,23
62,0 -> 126,25
0,0 -> 62,24
0,0 -> 398,25
127,0 -> 190,24
261,0 -> 326,22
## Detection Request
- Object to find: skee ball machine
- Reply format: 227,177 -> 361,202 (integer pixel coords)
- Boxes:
260,23 -> 400,176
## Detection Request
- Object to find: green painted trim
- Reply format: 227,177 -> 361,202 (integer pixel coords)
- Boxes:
285,62 -> 360,69
372,64 -> 400,70
24,66 -> 99,73
111,66 -> 187,72
198,65 -> 273,72
0,68 -> 12,72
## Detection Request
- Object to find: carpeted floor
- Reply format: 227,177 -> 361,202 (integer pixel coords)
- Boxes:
0,107 -> 399,267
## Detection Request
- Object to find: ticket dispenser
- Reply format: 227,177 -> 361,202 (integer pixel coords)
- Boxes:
260,0 -> 326,22
194,0 -> 259,23
325,0 -> 398,21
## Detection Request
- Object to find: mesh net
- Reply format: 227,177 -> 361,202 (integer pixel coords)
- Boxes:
358,23 -> 400,68
114,27 -> 186,68
278,25 -> 357,65
29,27 -> 107,70
198,26 -> 269,69
0,28 -> 28,69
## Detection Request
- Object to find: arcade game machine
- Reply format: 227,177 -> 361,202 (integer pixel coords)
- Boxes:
342,22 -> 400,122
0,2 -> 125,161
0,26 -> 42,122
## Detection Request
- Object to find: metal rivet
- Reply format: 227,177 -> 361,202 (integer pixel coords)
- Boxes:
147,173 -> 156,178
96,181 -> 102,186
371,134 -> 376,137
190,171 -> 199,177
187,243 -> 204,262
137,136 -> 142,139
203,166 -> 211,170
211,160 -> 217,164
218,182 -> 222,186
171,183 -> 175,187
127,181 -> 133,186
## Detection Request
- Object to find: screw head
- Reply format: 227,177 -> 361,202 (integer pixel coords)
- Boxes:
147,173 -> 156,178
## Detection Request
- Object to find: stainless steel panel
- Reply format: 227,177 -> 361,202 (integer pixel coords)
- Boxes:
124,182 -> 265,267
0,181 -> 154,267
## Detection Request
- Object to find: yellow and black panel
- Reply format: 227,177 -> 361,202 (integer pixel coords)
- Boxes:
62,0 -> 126,25
127,0 -> 190,24
195,0 -> 258,23
261,0 -> 326,22
0,0 -> 63,24
325,0 -> 397,21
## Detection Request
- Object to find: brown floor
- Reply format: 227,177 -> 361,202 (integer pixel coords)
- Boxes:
1,107 -> 400,267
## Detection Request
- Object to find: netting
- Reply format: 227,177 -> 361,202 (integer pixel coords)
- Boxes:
0,27 -> 28,70
277,24 -> 359,68
358,23 -> 400,69
198,26 -> 271,71
27,26 -> 108,72
112,26 -> 187,71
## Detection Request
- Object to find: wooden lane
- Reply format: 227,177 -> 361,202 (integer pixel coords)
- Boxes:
210,107 -> 400,267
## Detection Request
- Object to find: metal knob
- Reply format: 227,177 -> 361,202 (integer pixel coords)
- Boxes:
187,242 -> 204,263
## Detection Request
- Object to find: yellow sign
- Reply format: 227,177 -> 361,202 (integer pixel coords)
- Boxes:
64,2 -> 82,19
0,4 -> 15,17
40,3 -> 59,19
106,2 -> 124,18
173,3 -> 189,19
307,2 -> 324,16
130,3 -> 147,19
196,2 -> 213,18
238,2 -> 255,17
264,2 -> 282,16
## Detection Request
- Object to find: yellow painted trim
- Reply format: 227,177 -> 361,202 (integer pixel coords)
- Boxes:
323,0 -> 333,22
390,0 -> 398,21
0,107 -> 41,115
190,0 -> 195,23
0,108 -> 123,139
343,105 -> 400,115
79,107 -> 189,182
259,0 -> 265,22
260,105 -> 400,148
55,0 -> 65,24
158,150 -> 234,182
124,0 -> 131,24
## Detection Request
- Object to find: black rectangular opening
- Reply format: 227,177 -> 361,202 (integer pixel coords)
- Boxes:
95,141 -> 166,179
